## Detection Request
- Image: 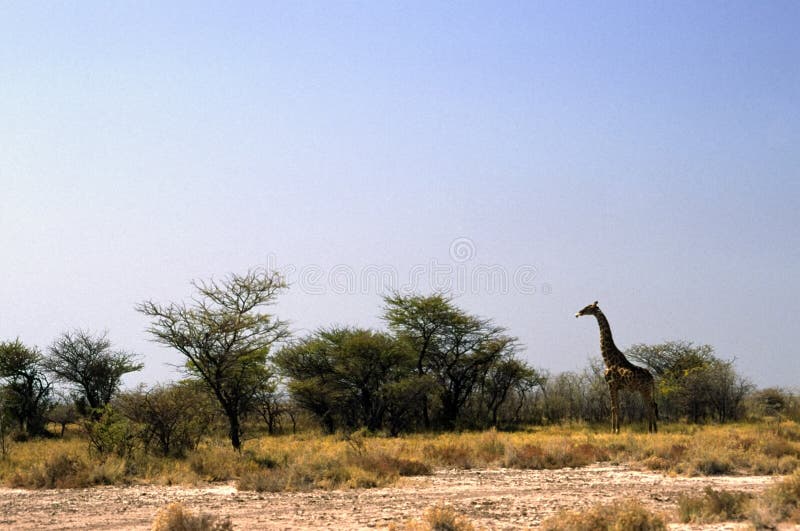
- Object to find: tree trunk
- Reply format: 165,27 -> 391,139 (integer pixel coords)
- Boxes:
226,409 -> 242,452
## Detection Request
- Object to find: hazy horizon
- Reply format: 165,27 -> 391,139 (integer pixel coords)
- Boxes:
1,2 -> 797,389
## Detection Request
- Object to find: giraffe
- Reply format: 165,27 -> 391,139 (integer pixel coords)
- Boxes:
575,301 -> 658,433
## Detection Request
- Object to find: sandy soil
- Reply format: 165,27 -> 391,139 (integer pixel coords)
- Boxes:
0,465 -> 785,530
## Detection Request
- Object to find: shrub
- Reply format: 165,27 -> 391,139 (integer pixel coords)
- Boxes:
391,504 -> 476,531
353,452 -> 432,477
237,468 -> 291,493
423,443 -> 473,469
685,456 -> 734,476
677,487 -> 751,523
541,500 -> 665,531
84,406 -> 137,457
7,451 -> 127,489
117,383 -> 217,458
188,445 -> 244,481
151,502 -> 233,531
750,470 -> 800,526
424,504 -> 476,531
503,441 -> 609,470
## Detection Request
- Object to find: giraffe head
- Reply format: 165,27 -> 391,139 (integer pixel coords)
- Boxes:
575,301 -> 600,318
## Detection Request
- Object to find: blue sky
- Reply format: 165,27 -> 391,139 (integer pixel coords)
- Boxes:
1,1 -> 798,388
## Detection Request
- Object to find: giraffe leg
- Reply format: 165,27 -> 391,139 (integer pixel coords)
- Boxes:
651,401 -> 658,433
609,387 -> 620,434
641,388 -> 657,433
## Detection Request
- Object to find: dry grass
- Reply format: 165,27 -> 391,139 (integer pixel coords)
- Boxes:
749,469 -> 800,527
677,487 -> 752,523
1,422 -> 799,492
390,504 -> 476,531
151,502 -> 233,531
541,499 -> 666,531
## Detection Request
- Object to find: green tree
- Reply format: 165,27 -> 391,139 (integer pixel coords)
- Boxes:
477,355 -> 541,428
137,268 -> 289,451
276,327 -> 415,432
45,330 -> 142,417
248,376 -> 289,435
46,397 -> 78,437
0,339 -> 52,437
626,341 -> 751,422
383,293 -> 517,429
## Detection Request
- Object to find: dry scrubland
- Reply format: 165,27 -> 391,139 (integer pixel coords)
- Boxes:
2,422 -> 800,529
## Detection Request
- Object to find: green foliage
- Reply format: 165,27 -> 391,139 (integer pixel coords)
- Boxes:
137,268 -> 289,451
276,327 -> 416,433
84,405 -> 137,457
45,330 -> 142,414
0,339 -> 52,437
746,387 -> 800,421
248,375 -> 291,434
627,341 -> 752,423
383,293 -> 519,429
46,398 -> 78,437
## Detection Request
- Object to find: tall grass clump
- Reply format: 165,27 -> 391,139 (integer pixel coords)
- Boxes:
749,470 -> 800,527
390,504 -> 476,531
677,487 -> 751,523
151,502 -> 233,531
541,499 -> 666,531
503,440 -> 609,469
235,432 -> 431,492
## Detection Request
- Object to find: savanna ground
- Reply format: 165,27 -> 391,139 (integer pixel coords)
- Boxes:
1,422 -> 800,530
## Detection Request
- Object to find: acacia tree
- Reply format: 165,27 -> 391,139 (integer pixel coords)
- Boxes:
0,340 -> 52,436
137,268 -> 289,451
384,293 -> 517,429
46,330 -> 141,417
626,341 -> 751,422
478,356 -> 541,428
275,327 -> 416,432
248,375 -> 290,435
383,293 -> 454,429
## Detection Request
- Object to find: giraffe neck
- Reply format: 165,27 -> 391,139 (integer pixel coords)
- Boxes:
594,310 -> 629,367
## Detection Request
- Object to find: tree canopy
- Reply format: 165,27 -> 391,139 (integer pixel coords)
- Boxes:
137,268 -> 289,451
45,330 -> 141,416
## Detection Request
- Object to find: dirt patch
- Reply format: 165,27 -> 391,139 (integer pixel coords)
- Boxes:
0,464 -> 778,530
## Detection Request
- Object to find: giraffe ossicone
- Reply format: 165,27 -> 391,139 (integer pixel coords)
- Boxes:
576,301 -> 658,433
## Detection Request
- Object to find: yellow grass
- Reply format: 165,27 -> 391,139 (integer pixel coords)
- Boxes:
1,422 -> 798,490
541,499 -> 667,531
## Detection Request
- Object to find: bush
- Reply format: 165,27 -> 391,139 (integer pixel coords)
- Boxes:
750,470 -> 800,526
352,452 -> 432,477
117,383 -> 217,457
235,447 -> 431,493
84,405 -> 137,457
503,442 -> 609,469
237,468 -> 293,493
677,487 -> 751,523
7,451 -> 127,489
685,456 -> 734,476
390,504 -> 475,531
188,446 -> 243,481
151,502 -> 233,531
541,500 -> 665,531
423,443 -> 474,469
